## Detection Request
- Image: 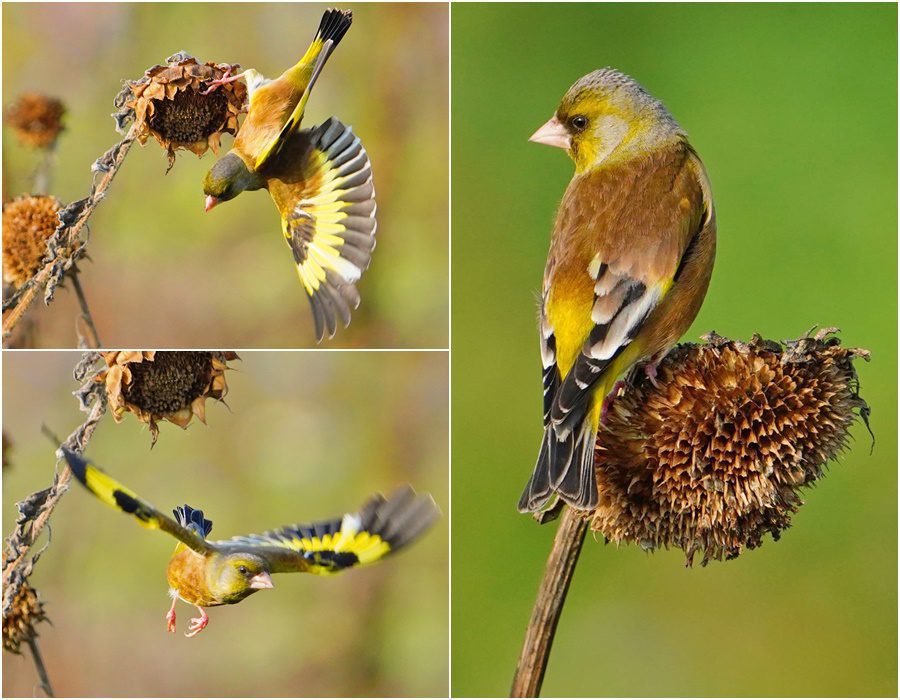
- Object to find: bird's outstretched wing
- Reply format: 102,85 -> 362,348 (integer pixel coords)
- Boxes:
268,117 -> 377,341
214,486 -> 439,575
253,8 -> 353,171
62,448 -> 216,555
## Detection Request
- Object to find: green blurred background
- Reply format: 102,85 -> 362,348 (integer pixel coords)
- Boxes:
2,3 -> 448,348
452,3 -> 896,697
3,351 -> 448,696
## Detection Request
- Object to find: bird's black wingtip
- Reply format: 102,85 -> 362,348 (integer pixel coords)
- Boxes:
59,446 -> 89,486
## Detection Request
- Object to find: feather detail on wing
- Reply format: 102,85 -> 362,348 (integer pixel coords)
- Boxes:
551,263 -> 670,435
61,448 -> 215,554
214,486 -> 438,575
277,117 -> 377,341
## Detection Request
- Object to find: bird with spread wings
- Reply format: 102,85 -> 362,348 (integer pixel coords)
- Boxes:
62,447 -> 439,637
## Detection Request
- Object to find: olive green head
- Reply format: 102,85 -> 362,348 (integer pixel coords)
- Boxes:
208,552 -> 274,603
531,68 -> 684,173
202,152 -> 263,212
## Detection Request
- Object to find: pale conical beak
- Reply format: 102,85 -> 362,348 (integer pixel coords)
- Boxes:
249,572 -> 274,589
529,116 -> 571,150
204,195 -> 219,213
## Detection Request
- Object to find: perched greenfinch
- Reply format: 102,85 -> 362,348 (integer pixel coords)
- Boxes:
62,448 -> 438,637
518,68 -> 717,513
202,8 -> 376,341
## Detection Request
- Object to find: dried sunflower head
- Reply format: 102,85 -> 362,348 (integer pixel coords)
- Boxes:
5,93 -> 65,148
97,351 -> 239,446
2,194 -> 62,288
591,330 -> 869,566
2,582 -> 47,654
114,52 -> 246,171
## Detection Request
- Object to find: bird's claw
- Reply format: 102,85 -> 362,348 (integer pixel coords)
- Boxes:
184,609 -> 209,638
600,380 -> 628,426
644,361 -> 661,389
201,66 -> 234,95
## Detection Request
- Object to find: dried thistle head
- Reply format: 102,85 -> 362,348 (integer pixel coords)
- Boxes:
591,331 -> 869,566
114,52 -> 246,171
2,194 -> 62,288
2,582 -> 47,654
97,351 -> 239,446
5,93 -> 65,148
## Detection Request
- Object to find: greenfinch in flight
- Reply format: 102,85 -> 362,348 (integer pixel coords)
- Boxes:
62,448 -> 438,637
519,68 -> 717,514
202,8 -> 377,341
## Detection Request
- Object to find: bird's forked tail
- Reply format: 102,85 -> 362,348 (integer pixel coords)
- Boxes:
518,414 -> 600,514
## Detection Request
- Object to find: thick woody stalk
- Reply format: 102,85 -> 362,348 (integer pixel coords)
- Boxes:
511,507 -> 588,697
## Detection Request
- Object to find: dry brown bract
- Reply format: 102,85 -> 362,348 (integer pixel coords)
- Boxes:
5,93 -> 65,148
2,583 -> 47,654
591,330 -> 870,566
2,195 -> 63,289
114,52 -> 246,171
97,351 -> 239,446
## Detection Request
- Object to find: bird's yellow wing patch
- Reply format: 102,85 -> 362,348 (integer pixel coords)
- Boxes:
61,447 -> 214,554
280,118 -> 377,341
216,486 -> 439,575
218,514 -> 388,576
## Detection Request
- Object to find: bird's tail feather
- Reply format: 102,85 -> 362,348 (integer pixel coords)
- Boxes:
296,9 -> 353,71
173,505 -> 213,538
518,416 -> 599,513
314,8 -> 353,48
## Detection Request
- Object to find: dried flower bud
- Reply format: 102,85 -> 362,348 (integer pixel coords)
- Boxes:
97,351 -> 239,446
2,583 -> 47,654
114,52 -> 246,171
5,93 -> 65,148
2,194 -> 62,288
591,331 -> 870,566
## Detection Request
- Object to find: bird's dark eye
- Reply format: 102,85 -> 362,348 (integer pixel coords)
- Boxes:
238,565 -> 248,575
570,115 -> 588,131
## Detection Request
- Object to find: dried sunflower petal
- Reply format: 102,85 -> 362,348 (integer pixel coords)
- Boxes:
96,351 -> 239,446
113,52 -> 246,171
591,331 -> 869,566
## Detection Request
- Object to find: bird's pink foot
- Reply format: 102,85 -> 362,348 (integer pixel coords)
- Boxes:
644,361 -> 661,389
185,607 -> 209,638
600,380 -> 628,426
165,597 -> 178,633
201,67 -> 242,95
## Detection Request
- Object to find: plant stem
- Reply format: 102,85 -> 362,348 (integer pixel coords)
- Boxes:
27,637 -> 54,697
2,359 -> 106,616
32,144 -> 56,195
2,129 -> 135,341
510,507 -> 589,698
70,267 -> 101,348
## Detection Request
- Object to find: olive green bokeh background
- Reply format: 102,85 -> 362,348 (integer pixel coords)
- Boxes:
3,352 -> 448,697
2,3 -> 448,348
452,3 -> 896,697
